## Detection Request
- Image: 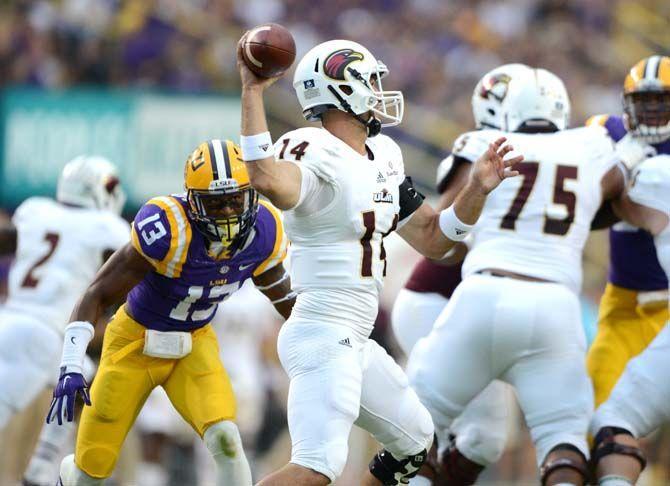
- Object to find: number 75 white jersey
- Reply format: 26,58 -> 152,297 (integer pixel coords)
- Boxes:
4,197 -> 130,333
459,126 -> 619,293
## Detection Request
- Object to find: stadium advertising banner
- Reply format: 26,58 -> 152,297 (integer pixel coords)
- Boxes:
0,88 -> 241,210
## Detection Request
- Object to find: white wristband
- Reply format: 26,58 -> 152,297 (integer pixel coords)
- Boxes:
60,321 -> 95,374
439,205 -> 474,242
240,132 -> 275,162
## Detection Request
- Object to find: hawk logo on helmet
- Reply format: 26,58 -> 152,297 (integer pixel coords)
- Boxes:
324,49 -> 364,80
479,73 -> 512,102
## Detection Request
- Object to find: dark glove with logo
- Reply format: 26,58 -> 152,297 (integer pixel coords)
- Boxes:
47,367 -> 91,425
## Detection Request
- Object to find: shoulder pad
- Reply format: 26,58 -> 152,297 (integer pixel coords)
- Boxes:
90,213 -> 131,251
629,155 -> 670,214
252,200 -> 288,276
274,127 -> 337,182
585,114 -> 626,143
562,126 -> 617,174
436,155 -> 454,189
13,197 -> 50,224
131,196 -> 192,278
451,130 -> 497,163
585,114 -> 609,127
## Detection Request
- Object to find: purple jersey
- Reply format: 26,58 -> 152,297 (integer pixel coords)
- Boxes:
589,115 -> 669,291
128,195 -> 287,332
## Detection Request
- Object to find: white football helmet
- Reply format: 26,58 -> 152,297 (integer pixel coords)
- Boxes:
502,67 -> 571,132
293,39 -> 403,136
57,155 -> 126,215
471,63 -> 533,129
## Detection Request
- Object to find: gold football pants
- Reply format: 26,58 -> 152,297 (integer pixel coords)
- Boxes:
75,306 -> 236,478
587,283 -> 668,407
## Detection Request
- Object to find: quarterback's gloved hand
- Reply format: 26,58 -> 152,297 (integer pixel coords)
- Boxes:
615,133 -> 656,171
47,367 -> 91,425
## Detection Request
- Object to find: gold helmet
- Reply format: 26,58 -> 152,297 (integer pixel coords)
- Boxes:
623,55 -> 670,143
184,140 -> 258,250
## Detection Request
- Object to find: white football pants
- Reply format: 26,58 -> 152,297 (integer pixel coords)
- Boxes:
407,274 -> 593,465
590,321 -> 670,438
392,288 -> 510,466
278,291 -> 434,482
0,310 -> 61,428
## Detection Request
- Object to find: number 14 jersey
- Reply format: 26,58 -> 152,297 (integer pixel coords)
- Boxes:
459,126 -> 618,293
129,195 -> 287,332
276,127 -> 420,296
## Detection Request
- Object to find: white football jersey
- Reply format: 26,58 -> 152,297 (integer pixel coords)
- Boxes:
462,126 -> 618,292
276,127 -> 406,295
628,155 -> 670,280
4,197 -> 130,333
435,129 -> 487,189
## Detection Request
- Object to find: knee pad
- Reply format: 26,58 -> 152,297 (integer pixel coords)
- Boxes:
454,423 -> 506,466
540,444 -> 588,486
590,427 -> 646,472
204,420 -> 245,460
382,402 -> 435,458
58,455 -> 105,486
369,448 -> 427,485
291,439 -> 349,482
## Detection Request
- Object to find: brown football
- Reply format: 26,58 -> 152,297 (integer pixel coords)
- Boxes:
242,23 -> 296,78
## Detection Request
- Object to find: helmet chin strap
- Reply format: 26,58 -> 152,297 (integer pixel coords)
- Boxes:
327,85 -> 381,137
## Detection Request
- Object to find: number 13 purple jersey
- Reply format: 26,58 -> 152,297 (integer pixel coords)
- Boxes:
128,195 -> 287,332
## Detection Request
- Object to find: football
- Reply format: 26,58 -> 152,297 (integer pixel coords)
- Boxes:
242,23 -> 296,78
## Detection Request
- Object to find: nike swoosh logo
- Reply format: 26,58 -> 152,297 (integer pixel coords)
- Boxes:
63,375 -> 71,388
239,263 -> 255,271
71,336 -> 76,345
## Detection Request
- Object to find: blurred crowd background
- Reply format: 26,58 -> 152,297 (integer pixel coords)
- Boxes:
1,0 -> 669,141
0,0 -> 669,484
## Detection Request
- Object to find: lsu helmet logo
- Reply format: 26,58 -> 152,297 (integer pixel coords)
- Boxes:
479,73 -> 512,102
324,49 -> 364,80
187,147 -> 206,173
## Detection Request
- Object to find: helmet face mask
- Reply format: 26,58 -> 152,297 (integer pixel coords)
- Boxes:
293,40 -> 404,135
623,56 -> 670,144
184,140 -> 258,252
624,91 -> 670,143
187,187 -> 258,248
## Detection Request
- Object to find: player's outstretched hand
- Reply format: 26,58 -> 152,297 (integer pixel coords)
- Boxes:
236,33 -> 281,92
46,368 -> 91,425
470,137 -> 523,194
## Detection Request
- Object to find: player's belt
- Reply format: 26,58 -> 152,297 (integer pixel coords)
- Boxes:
476,268 -> 554,283
636,289 -> 669,307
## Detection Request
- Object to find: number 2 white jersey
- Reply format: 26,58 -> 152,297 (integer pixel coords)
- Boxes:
276,127 -> 406,295
628,155 -> 670,281
461,126 -> 618,293
4,197 -> 130,333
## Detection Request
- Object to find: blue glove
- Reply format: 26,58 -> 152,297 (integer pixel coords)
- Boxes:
47,367 -> 91,425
